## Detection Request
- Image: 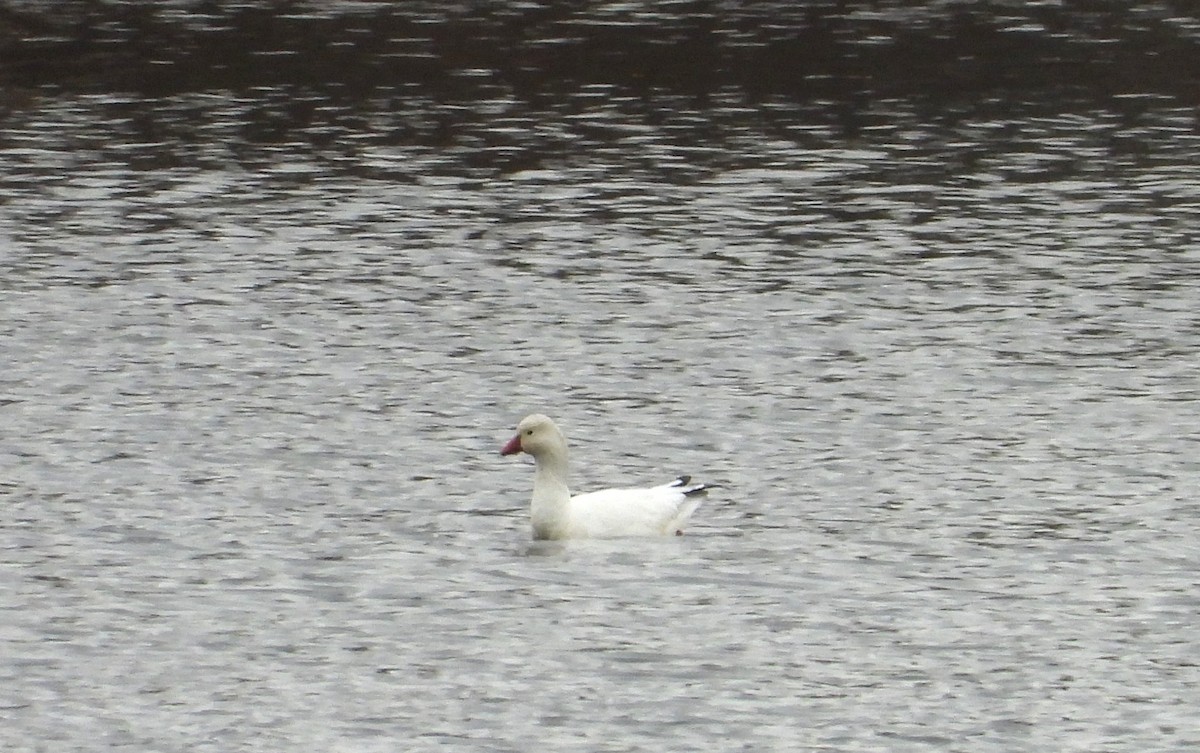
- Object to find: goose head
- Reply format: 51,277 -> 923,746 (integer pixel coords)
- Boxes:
500,414 -> 567,460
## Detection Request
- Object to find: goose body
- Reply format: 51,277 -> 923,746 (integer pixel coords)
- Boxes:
500,414 -> 709,540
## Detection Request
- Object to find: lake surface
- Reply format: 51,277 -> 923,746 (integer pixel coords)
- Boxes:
3,4 -> 1200,751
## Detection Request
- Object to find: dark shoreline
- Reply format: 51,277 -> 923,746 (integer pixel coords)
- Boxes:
2,1 -> 1198,99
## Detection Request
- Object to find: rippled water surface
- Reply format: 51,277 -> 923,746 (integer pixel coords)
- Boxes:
3,65 -> 1199,752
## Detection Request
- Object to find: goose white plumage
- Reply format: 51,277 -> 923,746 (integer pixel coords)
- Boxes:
500,414 -> 710,540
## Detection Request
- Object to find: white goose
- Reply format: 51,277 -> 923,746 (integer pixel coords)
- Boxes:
500,414 -> 710,540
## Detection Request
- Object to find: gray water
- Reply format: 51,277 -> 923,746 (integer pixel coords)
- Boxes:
3,83 -> 1199,751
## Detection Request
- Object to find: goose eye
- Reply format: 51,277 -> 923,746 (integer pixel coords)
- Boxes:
524,429 -> 534,436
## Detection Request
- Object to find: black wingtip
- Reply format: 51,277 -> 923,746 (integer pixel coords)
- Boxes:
672,475 -> 717,496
